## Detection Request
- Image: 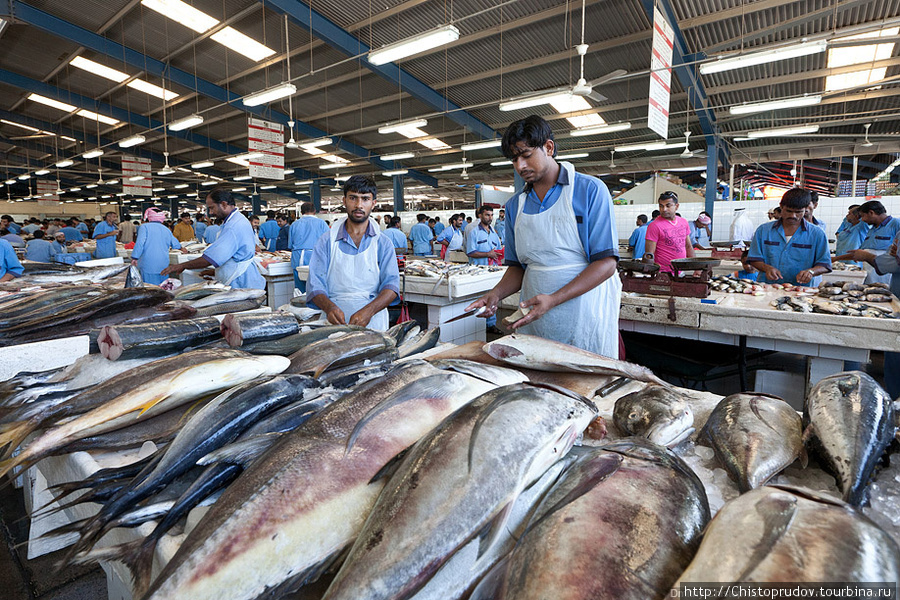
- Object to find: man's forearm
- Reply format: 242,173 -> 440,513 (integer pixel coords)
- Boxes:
549,257 -> 617,306
177,256 -> 213,271
365,288 -> 398,315
748,260 -> 768,272
489,265 -> 525,300
468,251 -> 494,259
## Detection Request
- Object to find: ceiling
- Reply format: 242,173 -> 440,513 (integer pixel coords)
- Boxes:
0,0 -> 897,210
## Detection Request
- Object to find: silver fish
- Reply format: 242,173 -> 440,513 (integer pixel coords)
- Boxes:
613,384 -> 694,446
16,263 -> 129,284
322,383 -> 598,600
676,485 -> 900,584
704,393 -> 805,492
396,327 -> 440,359
189,288 -> 266,309
803,371 -> 895,505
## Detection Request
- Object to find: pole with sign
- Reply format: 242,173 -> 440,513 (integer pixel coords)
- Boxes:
648,6 -> 674,139
248,118 -> 284,180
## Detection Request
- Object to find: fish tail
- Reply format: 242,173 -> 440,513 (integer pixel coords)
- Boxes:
0,420 -> 38,460
0,448 -> 31,483
67,539 -> 154,594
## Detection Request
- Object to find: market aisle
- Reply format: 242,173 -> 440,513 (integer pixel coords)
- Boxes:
0,485 -> 106,600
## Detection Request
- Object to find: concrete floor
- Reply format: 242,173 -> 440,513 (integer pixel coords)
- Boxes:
0,483 -> 107,600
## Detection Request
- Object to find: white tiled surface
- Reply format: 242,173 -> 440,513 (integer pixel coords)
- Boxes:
428,303 -> 486,344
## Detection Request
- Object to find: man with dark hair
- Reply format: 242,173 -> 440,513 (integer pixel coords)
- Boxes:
192,214 -> 207,242
204,218 -> 222,243
59,219 -> 83,242
383,216 -> 408,252
73,216 -> 88,235
628,214 -> 649,259
1,215 -> 20,234
436,213 -> 465,259
173,212 -> 195,242
22,218 -> 40,235
288,201 -> 328,292
25,230 -> 53,262
260,209 -> 281,251
646,191 -> 693,273
433,216 -> 445,237
747,188 -> 831,286
92,211 -> 120,259
275,214 -> 290,251
469,114 -> 621,356
834,204 -> 869,266
161,188 -> 265,289
50,231 -> 68,257
409,213 -> 433,256
840,199 -> 900,284
307,175 -> 399,330
805,191 -> 826,232
494,209 -> 506,246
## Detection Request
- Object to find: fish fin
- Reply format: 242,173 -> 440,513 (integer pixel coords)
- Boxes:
311,362 -> 333,380
368,446 -> 413,484
67,539 -> 155,598
197,434 -> 280,466
134,394 -> 169,417
0,420 -> 38,460
800,423 -> 817,446
251,545 -> 352,599
748,396 -> 781,434
735,491 -> 798,581
767,484 -> 849,508
468,555 -> 510,600
799,446 -> 809,469
345,375 -> 459,454
477,499 -> 516,559
468,388 -> 530,473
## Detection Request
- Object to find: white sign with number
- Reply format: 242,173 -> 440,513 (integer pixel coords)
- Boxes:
648,7 -> 674,139
36,179 -> 59,202
122,156 -> 152,196
248,118 -> 284,180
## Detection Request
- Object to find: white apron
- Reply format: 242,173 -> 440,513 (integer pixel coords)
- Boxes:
216,255 -> 256,286
515,162 -> 621,358
326,217 -> 389,331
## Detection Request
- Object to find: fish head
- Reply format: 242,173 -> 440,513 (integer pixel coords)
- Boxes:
526,394 -> 598,481
644,404 -> 695,447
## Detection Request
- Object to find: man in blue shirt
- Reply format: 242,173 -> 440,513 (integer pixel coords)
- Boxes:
1,215 -> 20,234
161,188 -> 265,289
805,191 -> 827,233
628,214 -> 649,259
60,219 -> 84,242
50,231 -> 68,258
0,238 -> 23,281
840,200 -> 900,285
383,216 -> 408,252
275,214 -> 290,251
21,219 -> 40,235
467,115 -> 621,357
24,230 -> 54,262
688,212 -> 712,248
467,206 -> 502,331
259,210 -> 281,251
204,220 -> 221,244
433,216 -> 445,238
408,213 -> 434,256
437,214 -> 465,253
288,202 -> 329,292
494,209 -> 506,246
92,211 -> 120,259
193,216 -> 208,242
307,175 -> 399,330
834,204 -> 869,267
747,188 -> 831,286
73,218 -> 89,235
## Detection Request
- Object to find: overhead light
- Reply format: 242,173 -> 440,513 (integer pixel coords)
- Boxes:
491,160 -> 512,166
226,152 -> 264,167
295,191 -> 308,195
140,0 -> 219,34
34,169 -> 50,175
107,179 -> 119,185
570,122 -> 633,137
61,135 -> 77,142
233,175 -> 252,181
614,141 -> 688,152
260,185 -> 277,190
319,163 -> 347,170
380,152 -> 415,161
210,27 -> 276,62
0,120 -> 39,132
382,169 -> 409,176
201,180 -> 217,186
191,161 -> 215,169
167,194 -> 179,198
335,176 -> 351,182
158,167 -> 176,175
168,114 -> 204,131
152,187 -> 165,191
299,137 -> 333,152
17,174 -> 30,180
28,93 -> 77,112
242,82 -> 296,107
699,40 -> 828,75
126,79 -> 178,100
78,109 -> 120,125
427,162 -> 473,172
3,179 -> 13,185
747,124 -> 819,138
83,149 -> 104,159
69,187 -> 81,192
729,95 -> 822,115
368,24 -> 460,66
379,119 -> 428,134
232,187 -> 247,192
118,134 -> 146,148
55,159 -> 75,168
499,91 -> 575,112
294,180 -> 313,186
418,138 -> 450,150
174,183 -> 189,189
557,153 -> 589,159
116,192 -> 127,196
85,184 -> 98,188
69,56 -> 129,83
128,176 -> 145,181
283,168 -> 294,175
619,178 -> 632,184
460,140 -> 502,151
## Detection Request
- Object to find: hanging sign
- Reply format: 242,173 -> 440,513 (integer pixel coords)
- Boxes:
36,179 -> 59,202
648,6 -> 674,139
122,156 -> 152,196
248,117 -> 284,180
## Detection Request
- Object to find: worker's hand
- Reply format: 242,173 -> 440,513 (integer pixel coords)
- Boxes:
130,259 -> 138,266
348,308 -> 373,327
509,294 -> 557,330
199,268 -> 215,277
466,292 -> 500,318
849,249 -> 876,263
796,269 -> 815,284
890,242 -> 897,258
763,265 -> 783,282
160,263 -> 184,276
486,250 -> 500,260
326,306 -> 347,326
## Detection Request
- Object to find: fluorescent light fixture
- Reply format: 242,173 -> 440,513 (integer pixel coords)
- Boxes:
499,91 -> 575,112
368,25 -> 459,66
127,79 -> 178,100
729,95 -> 822,115
107,179 -> 119,185
152,187 -> 165,191
3,179 -> 13,185
77,109 -> 120,125
294,180 -> 313,185
335,176 -> 351,182
116,192 -> 127,196
191,161 -> 215,169
55,159 -> 75,168
167,194 -> 179,198
747,124 -> 819,138
460,140 -> 502,152
427,162 -> 473,172
128,176 -> 145,181
233,175 -> 252,181
557,153 -> 589,159
570,122 -> 633,137
619,178 -> 632,184
491,160 -> 512,166
174,183 -> 189,189
0,119 -> 39,132
34,169 -> 50,175
300,137 -> 333,150
70,56 -> 128,83
380,152 -> 415,161
259,185 -> 277,190
418,138 -> 451,150
83,149 -> 104,159
118,134 -> 146,148
295,191 -> 308,195
330,186 -> 342,191
321,154 -> 350,164
17,174 -> 29,180
168,114 -> 204,131
69,187 -> 81,192
382,169 -> 409,176
243,82 -> 296,107
158,167 -> 176,175
378,119 -> 428,134
201,180 -> 217,186
614,141 -> 688,152
319,163 -> 346,170
699,40 -> 828,74
283,169 -> 294,175
61,135 -> 77,142
210,27 -> 276,62
232,187 -> 247,192
28,93 -> 76,112
85,184 -> 98,188
226,152 -> 264,167
140,0 -> 219,34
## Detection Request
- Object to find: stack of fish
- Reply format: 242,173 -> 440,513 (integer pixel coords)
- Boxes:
772,294 -> 898,318
404,259 -> 503,278
710,275 -> 765,295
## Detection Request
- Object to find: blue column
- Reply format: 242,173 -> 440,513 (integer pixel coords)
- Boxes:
474,184 -> 483,209
393,175 -> 405,213
310,181 -> 321,212
705,139 -> 718,215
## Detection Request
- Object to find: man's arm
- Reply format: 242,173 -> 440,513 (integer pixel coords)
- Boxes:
644,239 -> 657,257
349,288 -> 398,327
160,255 -> 212,276
465,265 -> 525,318
685,234 -> 695,258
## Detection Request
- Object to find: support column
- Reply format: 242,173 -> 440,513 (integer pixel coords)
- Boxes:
705,138 -> 718,215
251,193 -> 263,215
310,181 -> 321,212
169,198 -> 178,219
474,184 -> 482,210
852,156 -> 858,195
392,175 -> 405,213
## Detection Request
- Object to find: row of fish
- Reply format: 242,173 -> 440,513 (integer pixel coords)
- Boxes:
772,294 -> 898,318
403,259 -> 503,279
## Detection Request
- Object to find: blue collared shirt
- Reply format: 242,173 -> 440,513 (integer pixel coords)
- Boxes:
0,239 -> 23,278
6,222 -> 20,234
408,222 -> 434,255
628,223 -> 649,259
203,225 -> 220,244
688,221 -> 710,247
288,216 -> 329,252
60,226 -> 83,242
748,219 -> 832,286
259,219 -> 281,251
835,220 -> 870,257
75,222 -> 88,233
25,239 -> 53,262
433,221 -> 445,237
383,227 -> 408,250
307,220 -> 400,308
194,221 -> 207,240
202,210 -> 265,289
437,225 -> 463,250
92,221 -> 118,259
860,216 -> 900,252
874,236 -> 900,298
503,165 -> 619,267
22,224 -> 40,234
466,222 -> 502,266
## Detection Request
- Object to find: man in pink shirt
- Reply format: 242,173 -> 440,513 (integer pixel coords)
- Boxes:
645,191 -> 694,273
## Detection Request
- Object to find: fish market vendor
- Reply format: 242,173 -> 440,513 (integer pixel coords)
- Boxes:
92,211 -> 120,259
161,188 -> 265,289
467,115 -> 621,357
132,207 -> 182,285
836,200 -> 900,285
0,238 -> 23,282
307,175 -> 399,331
747,188 -> 831,287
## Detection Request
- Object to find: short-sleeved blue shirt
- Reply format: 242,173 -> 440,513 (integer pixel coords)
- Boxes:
194,221 -> 207,240
259,219 -> 281,251
0,239 -> 23,278
688,221 -> 710,247
748,219 -> 832,286
408,222 -> 434,255
860,216 -> 900,252
466,223 -> 502,266
92,221 -> 118,259
628,223 -> 648,259
60,226 -> 83,242
202,210 -> 265,289
383,227 -> 408,250
203,225 -> 220,244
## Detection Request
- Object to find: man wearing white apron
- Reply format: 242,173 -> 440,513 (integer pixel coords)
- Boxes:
839,200 -> 900,285
306,175 -> 400,331
468,115 -> 622,358
161,188 -> 265,289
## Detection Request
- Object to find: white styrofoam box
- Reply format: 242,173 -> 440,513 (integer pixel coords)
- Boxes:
0,334 -> 90,381
74,256 -> 124,267
257,260 -> 293,276
754,369 -> 806,410
265,276 -> 295,309
403,270 -> 504,300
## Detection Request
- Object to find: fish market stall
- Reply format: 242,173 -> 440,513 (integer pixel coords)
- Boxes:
256,252 -> 295,309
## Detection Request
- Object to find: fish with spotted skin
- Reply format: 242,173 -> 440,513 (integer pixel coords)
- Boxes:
140,359 -> 527,600
613,384 -> 694,447
703,393 -> 805,492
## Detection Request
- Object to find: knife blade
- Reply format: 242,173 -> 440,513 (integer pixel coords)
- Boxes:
442,306 -> 486,324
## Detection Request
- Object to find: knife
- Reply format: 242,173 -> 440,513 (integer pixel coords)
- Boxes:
442,306 -> 486,324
